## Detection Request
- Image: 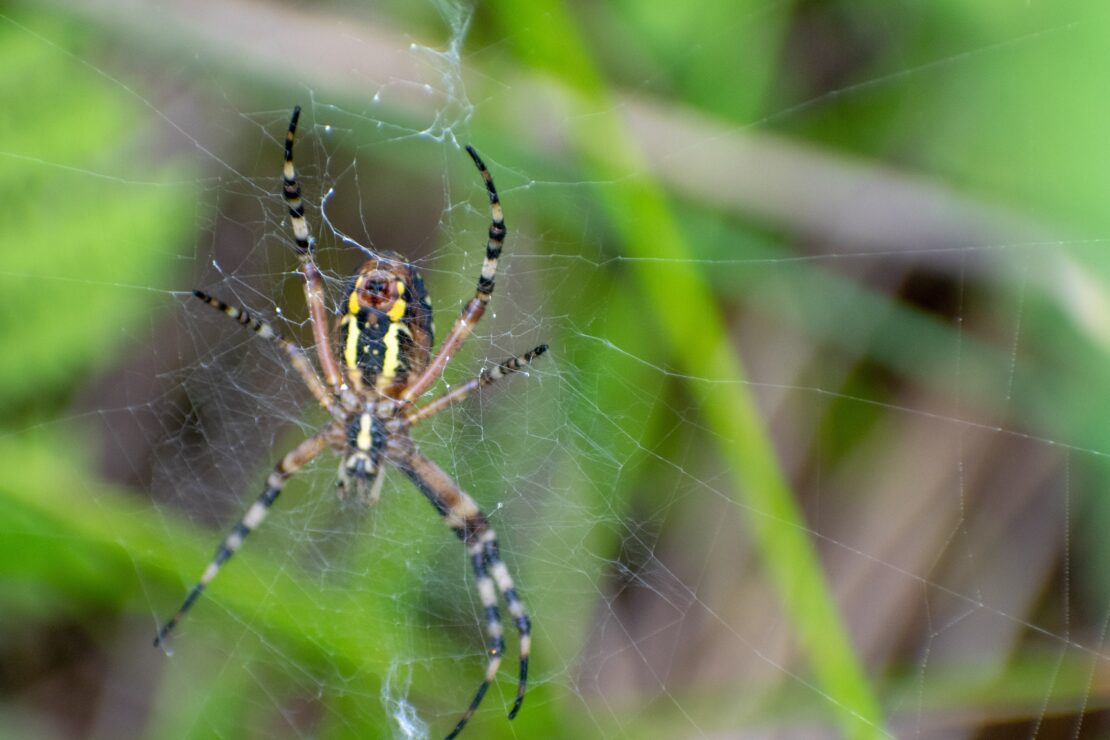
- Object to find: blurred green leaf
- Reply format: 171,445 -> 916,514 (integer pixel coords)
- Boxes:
0,17 -> 193,418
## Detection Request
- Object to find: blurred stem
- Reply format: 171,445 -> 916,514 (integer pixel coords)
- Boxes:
489,1 -> 886,736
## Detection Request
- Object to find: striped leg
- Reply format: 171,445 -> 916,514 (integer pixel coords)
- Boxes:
192,290 -> 334,411
402,145 -> 506,403
153,430 -> 333,648
392,443 -> 530,738
283,106 -> 344,393
452,541 -> 504,740
405,344 -> 548,426
282,106 -> 313,255
481,533 -> 530,719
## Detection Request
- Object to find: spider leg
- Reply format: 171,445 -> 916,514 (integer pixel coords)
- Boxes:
390,441 -> 530,737
480,532 -> 530,718
402,146 -> 506,403
283,106 -> 345,394
191,290 -> 336,411
404,344 -> 547,426
153,428 -> 335,647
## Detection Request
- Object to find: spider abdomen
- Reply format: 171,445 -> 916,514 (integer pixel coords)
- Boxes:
340,257 -> 433,395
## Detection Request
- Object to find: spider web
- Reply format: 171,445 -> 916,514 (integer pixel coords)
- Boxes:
4,1 -> 1110,738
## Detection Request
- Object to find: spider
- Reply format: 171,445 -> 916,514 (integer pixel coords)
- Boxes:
154,106 -> 541,739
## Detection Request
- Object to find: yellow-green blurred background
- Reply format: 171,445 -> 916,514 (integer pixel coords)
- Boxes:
5,1 -> 1110,738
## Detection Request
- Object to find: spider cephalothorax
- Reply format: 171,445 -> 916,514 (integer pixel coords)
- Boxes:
155,106 -> 541,740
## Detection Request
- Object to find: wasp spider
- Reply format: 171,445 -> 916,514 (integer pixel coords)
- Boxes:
154,106 -> 541,739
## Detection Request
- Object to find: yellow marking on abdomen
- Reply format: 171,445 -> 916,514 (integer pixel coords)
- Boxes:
343,314 -> 361,370
377,320 -> 412,389
375,281 -> 409,389
387,281 -> 407,321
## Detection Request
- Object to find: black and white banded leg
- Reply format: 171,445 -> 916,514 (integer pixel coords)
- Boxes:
402,145 -> 506,403
405,344 -> 548,426
393,443 -> 530,738
282,105 -> 313,254
464,144 -> 506,304
480,532 -> 530,719
445,523 -> 529,738
281,106 -> 346,394
153,430 -> 334,647
191,290 -> 335,411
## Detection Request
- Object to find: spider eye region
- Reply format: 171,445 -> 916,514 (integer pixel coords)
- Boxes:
350,273 -> 401,313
